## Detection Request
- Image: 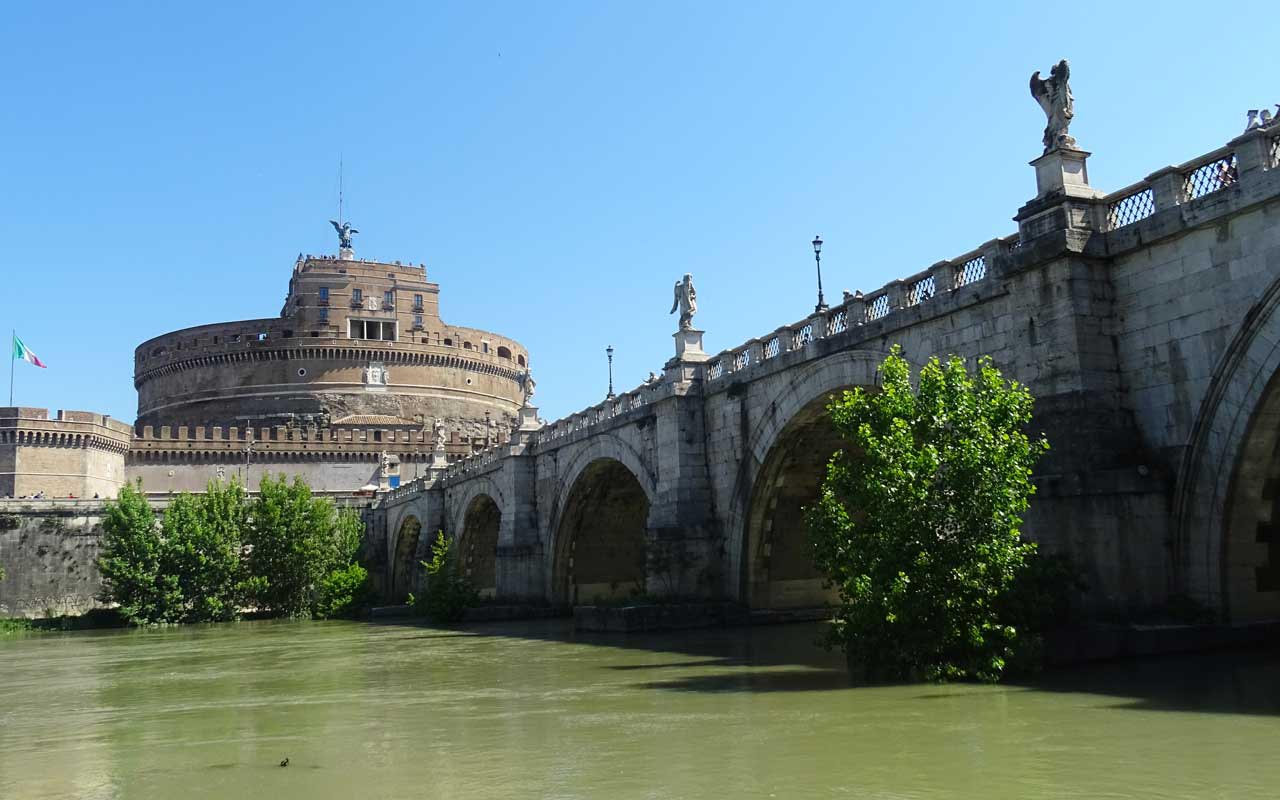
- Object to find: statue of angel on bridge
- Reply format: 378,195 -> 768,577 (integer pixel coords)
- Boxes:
670,273 -> 697,331
1030,59 -> 1076,152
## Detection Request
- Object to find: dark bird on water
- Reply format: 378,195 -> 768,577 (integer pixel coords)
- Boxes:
279,758 -> 289,768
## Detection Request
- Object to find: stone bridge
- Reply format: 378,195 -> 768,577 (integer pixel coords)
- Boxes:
375,123 -> 1280,623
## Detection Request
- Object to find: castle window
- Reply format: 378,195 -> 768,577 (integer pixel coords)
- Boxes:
482,342 -> 490,354
497,346 -> 512,360
413,314 -> 423,329
319,308 -> 329,323
443,338 -> 453,346
352,288 -> 363,306
517,354 -> 526,366
373,430 -> 382,442
348,319 -> 396,341
318,286 -> 329,304
463,341 -> 472,350
413,294 -> 423,311
383,290 -> 395,309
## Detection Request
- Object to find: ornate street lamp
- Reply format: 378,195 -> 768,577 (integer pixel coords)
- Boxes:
606,345 -> 615,399
812,235 -> 827,312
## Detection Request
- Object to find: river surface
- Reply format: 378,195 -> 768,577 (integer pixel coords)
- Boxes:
2,619 -> 1280,799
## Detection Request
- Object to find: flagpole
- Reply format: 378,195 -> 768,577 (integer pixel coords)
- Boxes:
9,330 -> 14,407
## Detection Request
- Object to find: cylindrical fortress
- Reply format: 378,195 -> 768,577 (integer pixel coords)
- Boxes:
133,255 -> 529,439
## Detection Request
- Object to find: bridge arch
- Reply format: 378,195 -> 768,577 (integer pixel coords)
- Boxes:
726,349 -> 891,608
456,494 -> 501,597
549,445 -> 654,606
1177,274 -> 1280,621
390,514 -> 422,602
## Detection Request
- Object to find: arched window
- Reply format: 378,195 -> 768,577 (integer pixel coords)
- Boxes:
497,346 -> 512,360
517,354 -> 526,367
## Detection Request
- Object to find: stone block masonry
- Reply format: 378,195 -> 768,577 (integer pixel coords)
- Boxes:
381,119 -> 1280,626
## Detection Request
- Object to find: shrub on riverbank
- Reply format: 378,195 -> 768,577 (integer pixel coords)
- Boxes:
97,476 -> 370,624
808,347 -> 1055,683
409,531 -> 478,623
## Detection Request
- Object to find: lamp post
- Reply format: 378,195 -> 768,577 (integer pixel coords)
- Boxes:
812,235 -> 827,313
606,345 -> 615,399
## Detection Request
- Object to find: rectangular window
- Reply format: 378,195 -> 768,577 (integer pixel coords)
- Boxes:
384,290 -> 395,308
319,308 -> 329,323
413,294 -> 423,310
348,319 -> 397,341
413,314 -> 423,329
318,286 -> 329,303
482,341 -> 490,354
352,288 -> 363,303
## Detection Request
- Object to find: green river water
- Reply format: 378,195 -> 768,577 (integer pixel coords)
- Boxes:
2,619 -> 1279,799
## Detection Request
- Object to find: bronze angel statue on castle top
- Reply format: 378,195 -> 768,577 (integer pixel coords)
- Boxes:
1030,59 -> 1076,152
330,219 -> 358,250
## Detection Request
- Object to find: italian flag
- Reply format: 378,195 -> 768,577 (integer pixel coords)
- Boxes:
13,335 -> 47,368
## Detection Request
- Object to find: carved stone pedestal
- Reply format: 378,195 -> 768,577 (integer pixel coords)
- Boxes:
428,448 -> 448,470
517,405 -> 542,431
1030,147 -> 1102,200
672,328 -> 708,361
339,247 -> 355,261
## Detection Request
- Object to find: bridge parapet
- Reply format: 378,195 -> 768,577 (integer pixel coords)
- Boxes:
704,237 -> 1012,386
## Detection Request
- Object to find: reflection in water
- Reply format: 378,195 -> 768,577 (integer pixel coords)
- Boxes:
2,620 -> 1279,799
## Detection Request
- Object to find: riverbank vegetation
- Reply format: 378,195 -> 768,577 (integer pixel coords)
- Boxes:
808,347 -> 1068,683
97,476 -> 370,625
408,531 -> 479,623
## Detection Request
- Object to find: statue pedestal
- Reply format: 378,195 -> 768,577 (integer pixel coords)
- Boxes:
1030,147 -> 1102,200
517,405 -> 542,431
339,247 -> 355,261
429,448 -> 449,469
672,328 -> 709,362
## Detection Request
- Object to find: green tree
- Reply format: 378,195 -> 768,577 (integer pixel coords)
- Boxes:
410,531 -> 478,623
96,482 -> 167,623
313,509 -> 372,619
242,474 -> 339,617
159,480 -> 245,622
808,347 -> 1049,682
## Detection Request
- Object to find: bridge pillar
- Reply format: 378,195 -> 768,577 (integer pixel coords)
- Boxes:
493,436 -> 544,601
648,342 -> 719,599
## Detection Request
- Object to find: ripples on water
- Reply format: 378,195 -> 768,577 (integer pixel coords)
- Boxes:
2,620 -> 1279,799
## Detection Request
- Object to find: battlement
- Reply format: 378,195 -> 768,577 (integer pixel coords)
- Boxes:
0,407 -> 133,439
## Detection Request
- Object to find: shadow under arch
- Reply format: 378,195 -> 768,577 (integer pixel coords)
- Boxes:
1176,272 -> 1280,620
392,515 -> 422,601
743,393 -> 850,608
457,493 -> 500,598
725,349 -> 892,605
551,457 -> 652,606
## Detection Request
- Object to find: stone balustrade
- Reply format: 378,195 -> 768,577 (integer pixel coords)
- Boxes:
1102,121 -> 1279,232
418,120 -> 1280,496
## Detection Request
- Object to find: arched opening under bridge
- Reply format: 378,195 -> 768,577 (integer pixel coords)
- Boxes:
554,458 -> 650,605
458,494 -> 500,598
744,391 -> 853,609
1223,367 -> 1280,621
392,515 -> 422,602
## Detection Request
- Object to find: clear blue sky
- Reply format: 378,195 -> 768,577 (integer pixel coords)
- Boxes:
2,2 -> 1275,423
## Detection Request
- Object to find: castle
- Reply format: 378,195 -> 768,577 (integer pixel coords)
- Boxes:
2,233 -> 530,498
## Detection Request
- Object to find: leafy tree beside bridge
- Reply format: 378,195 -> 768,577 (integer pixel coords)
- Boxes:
97,476 -> 370,625
808,347 -> 1053,682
